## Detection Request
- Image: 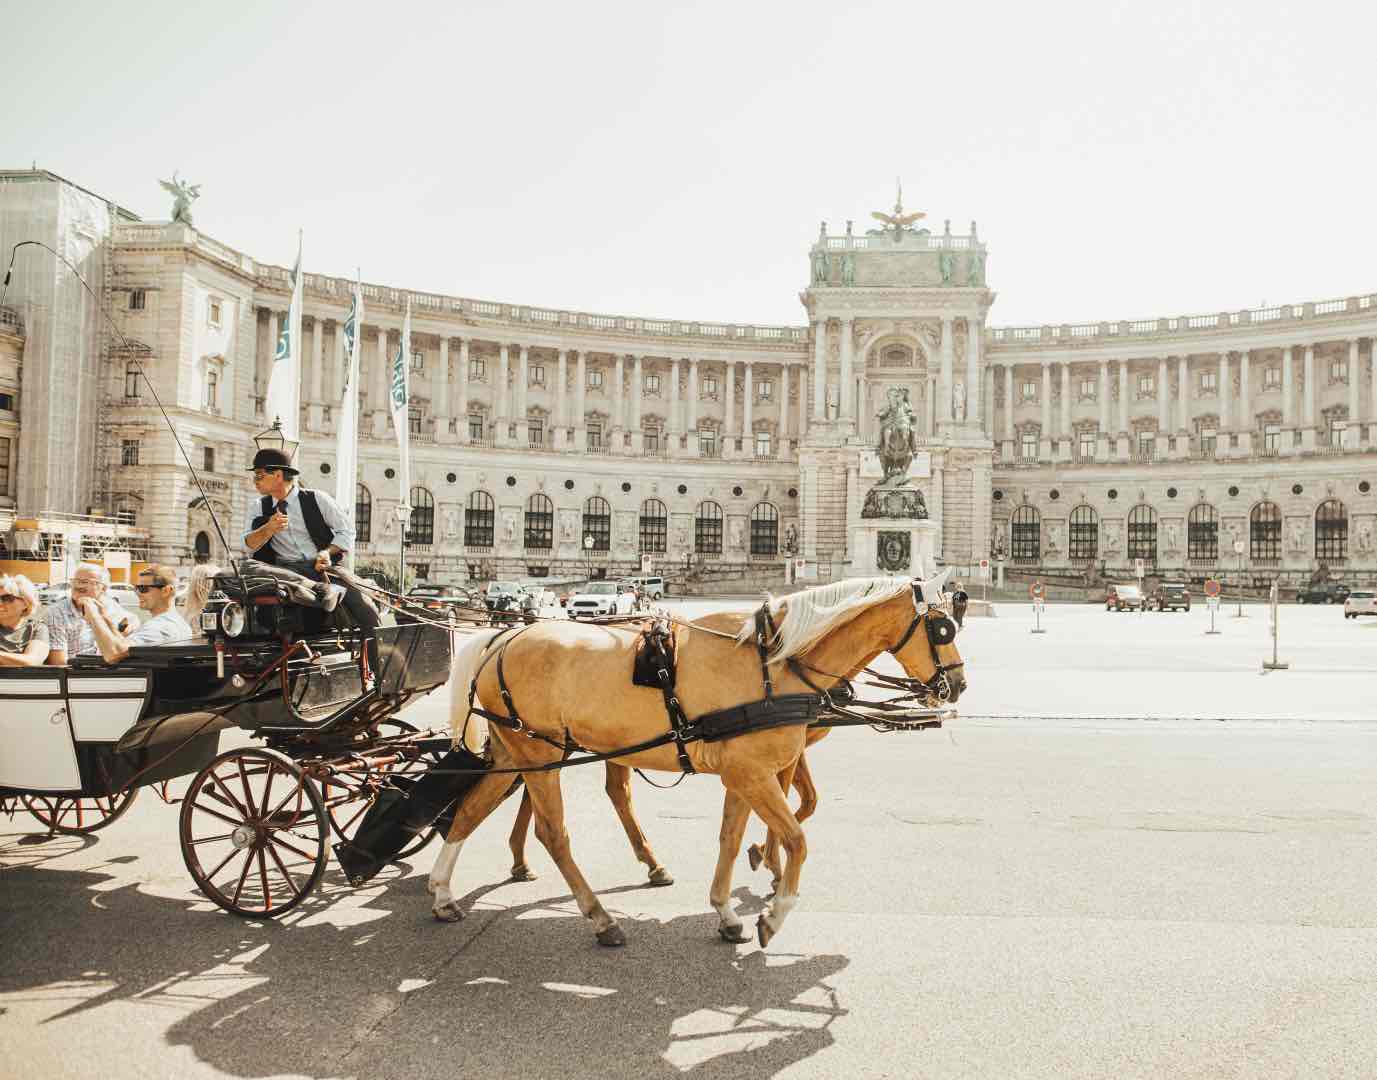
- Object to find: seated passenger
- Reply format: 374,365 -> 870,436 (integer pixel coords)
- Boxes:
81,564 -> 193,664
180,562 -> 221,628
0,573 -> 48,667
45,562 -> 136,665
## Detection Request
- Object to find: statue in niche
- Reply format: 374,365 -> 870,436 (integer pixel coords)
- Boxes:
952,380 -> 967,421
967,253 -> 986,286
875,386 -> 919,486
382,513 -> 396,538
503,511 -> 517,542
730,519 -> 745,551
841,252 -> 855,286
1165,522 -> 1180,551
444,509 -> 460,539
1046,523 -> 1062,552
783,523 -> 798,554
1287,519 -> 1306,553
159,172 -> 201,225
811,249 -> 829,284
561,512 -> 576,541
1355,520 -> 1373,554
1104,523 -> 1121,552
939,251 -> 955,284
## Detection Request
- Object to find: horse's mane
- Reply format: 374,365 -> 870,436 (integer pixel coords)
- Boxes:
736,576 -> 911,663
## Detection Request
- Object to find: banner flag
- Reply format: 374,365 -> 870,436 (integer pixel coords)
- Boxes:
390,296 -> 412,515
334,270 -> 363,559
265,230 -> 303,442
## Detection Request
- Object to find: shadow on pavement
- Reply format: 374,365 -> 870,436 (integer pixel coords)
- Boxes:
1,841 -> 849,1079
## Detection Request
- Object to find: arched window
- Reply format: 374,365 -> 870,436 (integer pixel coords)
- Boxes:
355,484 -> 372,543
639,498 -> 667,554
1069,505 -> 1098,562
407,486 -> 435,545
1011,505 -> 1040,562
1315,499 -> 1348,562
193,531 -> 211,563
1188,503 -> 1218,562
695,501 -> 723,554
583,496 -> 611,552
524,493 -> 553,551
1250,501 -> 1280,561
750,502 -> 779,556
465,491 -> 494,548
1128,505 -> 1157,562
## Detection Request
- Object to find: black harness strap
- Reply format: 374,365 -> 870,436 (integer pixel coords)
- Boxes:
754,605 -> 777,701
642,621 -> 695,774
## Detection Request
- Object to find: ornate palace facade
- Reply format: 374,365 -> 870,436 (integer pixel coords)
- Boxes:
2,169 -> 1375,586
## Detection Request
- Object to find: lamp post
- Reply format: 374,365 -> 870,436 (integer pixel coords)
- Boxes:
253,418 -> 300,463
395,503 -> 412,594
583,534 -> 594,582
1232,538 -> 1246,618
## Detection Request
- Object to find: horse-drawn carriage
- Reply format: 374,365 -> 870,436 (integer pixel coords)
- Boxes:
0,562 -> 454,917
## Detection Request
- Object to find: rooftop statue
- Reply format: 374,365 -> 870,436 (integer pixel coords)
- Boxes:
869,177 -> 925,243
159,172 -> 201,226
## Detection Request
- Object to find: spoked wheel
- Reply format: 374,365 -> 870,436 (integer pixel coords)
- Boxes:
180,747 -> 328,918
318,719 -> 444,862
21,789 -> 139,835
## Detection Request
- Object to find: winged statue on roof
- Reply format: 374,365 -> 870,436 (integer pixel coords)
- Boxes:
869,178 -> 926,241
159,172 -> 201,225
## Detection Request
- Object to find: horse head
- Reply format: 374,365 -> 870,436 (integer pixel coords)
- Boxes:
887,567 -> 967,703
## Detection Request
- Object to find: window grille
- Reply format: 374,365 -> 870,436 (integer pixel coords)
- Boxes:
1011,505 -> 1040,561
750,503 -> 779,556
695,501 -> 722,554
639,499 -> 667,554
583,497 -> 611,551
407,486 -> 434,545
524,493 -> 553,550
1315,500 -> 1347,561
1188,503 -> 1218,561
1069,505 -> 1098,561
1127,504 -> 1157,562
465,491 -> 494,547
1250,502 -> 1280,561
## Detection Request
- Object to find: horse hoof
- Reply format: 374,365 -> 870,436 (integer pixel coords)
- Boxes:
718,924 -> 748,944
747,845 -> 763,872
647,866 -> 674,887
510,865 -> 538,882
756,915 -> 776,948
596,924 -> 626,947
433,902 -> 464,923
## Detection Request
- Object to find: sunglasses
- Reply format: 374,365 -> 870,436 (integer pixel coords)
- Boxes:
134,582 -> 169,593
252,469 -> 282,480
0,595 -> 19,604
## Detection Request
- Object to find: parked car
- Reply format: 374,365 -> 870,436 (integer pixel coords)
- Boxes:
483,581 -> 524,610
623,575 -> 667,600
566,581 -> 635,619
398,584 -> 476,624
1151,581 -> 1191,612
1105,583 -> 1146,611
1342,590 -> 1377,619
1296,581 -> 1350,604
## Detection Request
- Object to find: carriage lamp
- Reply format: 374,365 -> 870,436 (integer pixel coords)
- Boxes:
203,597 -> 247,639
253,419 -> 300,464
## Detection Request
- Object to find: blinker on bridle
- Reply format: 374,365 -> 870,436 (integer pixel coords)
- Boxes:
887,580 -> 966,702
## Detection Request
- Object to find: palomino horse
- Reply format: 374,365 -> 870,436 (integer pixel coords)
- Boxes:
427,573 -> 966,947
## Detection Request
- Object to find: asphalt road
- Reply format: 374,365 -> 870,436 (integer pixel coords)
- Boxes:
2,602 -> 1375,1079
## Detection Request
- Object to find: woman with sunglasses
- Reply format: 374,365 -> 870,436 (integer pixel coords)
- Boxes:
81,564 -> 193,664
0,573 -> 49,668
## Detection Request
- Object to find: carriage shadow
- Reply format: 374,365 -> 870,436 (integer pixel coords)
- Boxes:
1,850 -> 849,1079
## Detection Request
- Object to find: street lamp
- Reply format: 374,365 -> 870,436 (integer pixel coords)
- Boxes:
395,503 -> 413,594
583,534 -> 594,582
252,418 -> 299,464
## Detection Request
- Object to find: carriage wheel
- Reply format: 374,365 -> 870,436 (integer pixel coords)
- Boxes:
319,719 -> 443,862
21,789 -> 140,835
179,747 -> 328,918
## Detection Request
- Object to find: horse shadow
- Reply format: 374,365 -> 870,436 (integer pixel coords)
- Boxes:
1,838 -> 849,1079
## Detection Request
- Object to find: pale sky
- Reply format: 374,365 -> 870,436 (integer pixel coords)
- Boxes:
5,0 -> 1375,328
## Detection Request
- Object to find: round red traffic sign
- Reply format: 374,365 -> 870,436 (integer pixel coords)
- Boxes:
1204,578 -> 1221,598
1029,581 -> 1045,600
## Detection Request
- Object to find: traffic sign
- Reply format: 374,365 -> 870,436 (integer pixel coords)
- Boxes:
979,558 -> 991,582
1204,578 -> 1221,598
1028,581 -> 1045,600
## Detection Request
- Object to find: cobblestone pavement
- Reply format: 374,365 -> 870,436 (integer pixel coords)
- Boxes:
3,601 -> 1374,1079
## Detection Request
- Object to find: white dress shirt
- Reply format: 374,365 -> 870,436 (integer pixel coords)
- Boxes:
242,483 -> 355,561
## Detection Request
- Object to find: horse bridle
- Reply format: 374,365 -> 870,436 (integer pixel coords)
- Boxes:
878,580 -> 966,702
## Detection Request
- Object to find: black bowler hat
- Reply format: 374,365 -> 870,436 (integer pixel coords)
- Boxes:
248,448 -> 299,475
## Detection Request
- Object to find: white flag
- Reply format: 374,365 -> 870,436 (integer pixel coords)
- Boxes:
265,231 -> 303,442
334,271 -> 363,561
390,296 -> 412,515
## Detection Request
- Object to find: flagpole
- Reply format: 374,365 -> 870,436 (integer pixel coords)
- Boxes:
390,296 -> 413,593
335,268 -> 362,571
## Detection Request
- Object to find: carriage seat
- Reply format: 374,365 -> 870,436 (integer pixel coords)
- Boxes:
213,561 -> 343,612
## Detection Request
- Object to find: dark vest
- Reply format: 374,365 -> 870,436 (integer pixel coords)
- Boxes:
251,488 -> 341,566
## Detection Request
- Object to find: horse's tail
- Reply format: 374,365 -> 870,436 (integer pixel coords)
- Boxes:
448,629 -> 493,754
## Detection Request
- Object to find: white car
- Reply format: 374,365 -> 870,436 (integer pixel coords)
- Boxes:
566,581 -> 635,619
623,575 -> 666,600
1343,590 -> 1377,619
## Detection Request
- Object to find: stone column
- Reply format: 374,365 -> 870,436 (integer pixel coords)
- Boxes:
1281,346 -> 1294,426
939,315 -> 954,425
1117,360 -> 1129,449
983,365 -> 994,439
1060,363 -> 1071,439
966,315 -> 982,427
1218,352 -> 1230,431
743,362 -> 754,449
330,319 -> 344,407
612,354 -> 625,432
812,320 -> 826,419
1346,340 -> 1359,448
796,363 -> 807,439
1177,355 -> 1189,433
686,358 -> 699,434
780,363 -> 791,442
555,349 -> 568,432
1039,361 -> 1051,440
457,339 -> 471,443
435,337 -> 451,441
372,327 -> 390,436
517,346 -> 530,431
723,359 -> 736,454
1004,364 -> 1014,442
630,355 -> 643,430
1098,360 -> 1110,433
839,318 -> 854,420
1370,340 -> 1377,432
307,318 -> 324,429
1302,344 -> 1315,427
497,344 -> 510,423
1158,357 -> 1170,432
575,352 -> 587,445
668,357 -> 680,437
1238,350 -> 1251,432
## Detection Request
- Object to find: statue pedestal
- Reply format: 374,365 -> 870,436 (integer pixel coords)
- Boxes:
850,519 -> 939,578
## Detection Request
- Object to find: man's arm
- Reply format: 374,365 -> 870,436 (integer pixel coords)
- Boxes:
245,505 -> 289,554
313,489 -> 355,568
83,599 -> 133,664
0,626 -> 50,667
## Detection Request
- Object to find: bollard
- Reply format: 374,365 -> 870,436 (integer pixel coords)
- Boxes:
1262,580 -> 1289,670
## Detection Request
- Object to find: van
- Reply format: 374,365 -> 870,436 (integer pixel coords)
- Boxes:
624,575 -> 666,600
